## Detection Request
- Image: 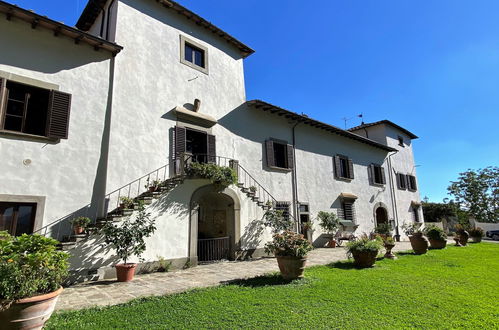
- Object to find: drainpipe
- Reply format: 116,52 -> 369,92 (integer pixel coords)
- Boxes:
106,0 -> 117,41
387,151 -> 400,241
291,122 -> 300,232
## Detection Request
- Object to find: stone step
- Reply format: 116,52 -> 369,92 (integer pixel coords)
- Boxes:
62,234 -> 88,243
237,183 -> 245,188
59,241 -> 76,251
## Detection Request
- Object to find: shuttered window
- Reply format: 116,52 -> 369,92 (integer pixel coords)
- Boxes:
334,155 -> 354,180
339,200 -> 356,222
265,139 -> 294,170
407,175 -> 417,191
396,173 -> 407,190
369,164 -> 386,185
0,78 -> 71,139
275,201 -> 291,222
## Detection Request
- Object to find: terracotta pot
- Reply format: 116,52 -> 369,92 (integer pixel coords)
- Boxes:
0,287 -> 63,330
383,243 -> 396,259
458,231 -> 469,246
428,239 -> 446,249
73,226 -> 84,235
327,239 -> 337,248
351,250 -> 378,268
471,236 -> 482,243
276,255 -> 307,280
115,263 -> 137,282
409,234 -> 429,255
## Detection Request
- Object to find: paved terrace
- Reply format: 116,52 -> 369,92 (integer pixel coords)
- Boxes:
56,242 -> 421,311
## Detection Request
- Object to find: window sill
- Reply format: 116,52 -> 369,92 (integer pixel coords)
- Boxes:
0,130 -> 59,144
267,166 -> 292,173
335,177 -> 353,182
180,59 -> 209,75
370,182 -> 386,187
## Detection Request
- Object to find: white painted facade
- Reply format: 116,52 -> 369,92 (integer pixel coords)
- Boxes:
0,0 -> 423,278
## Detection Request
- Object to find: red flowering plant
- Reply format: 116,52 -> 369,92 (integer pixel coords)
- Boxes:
264,231 -> 313,258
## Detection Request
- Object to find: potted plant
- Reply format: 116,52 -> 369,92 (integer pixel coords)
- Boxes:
145,178 -> 161,193
423,225 -> 447,249
374,223 -> 393,240
469,227 -> 484,243
0,232 -> 69,329
249,186 -> 257,194
185,162 -> 238,187
402,223 -> 428,255
302,220 -> 314,243
346,234 -> 383,267
455,224 -> 469,246
317,211 -> 339,248
383,236 -> 396,259
264,231 -> 313,280
119,196 -> 135,210
69,216 -> 91,235
263,209 -> 292,234
101,203 -> 157,282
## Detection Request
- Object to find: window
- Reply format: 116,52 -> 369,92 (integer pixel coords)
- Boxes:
413,206 -> 420,222
334,155 -> 354,180
298,203 -> 310,236
0,202 -> 37,236
398,136 -> 404,147
275,201 -> 291,223
339,200 -> 356,222
180,35 -> 209,74
396,173 -> 407,190
407,175 -> 417,191
265,139 -> 294,170
369,164 -> 386,185
0,78 -> 71,139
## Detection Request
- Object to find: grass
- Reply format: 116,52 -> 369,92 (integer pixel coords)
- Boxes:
47,243 -> 499,329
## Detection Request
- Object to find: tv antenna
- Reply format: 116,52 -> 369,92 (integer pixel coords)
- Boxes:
341,114 -> 363,129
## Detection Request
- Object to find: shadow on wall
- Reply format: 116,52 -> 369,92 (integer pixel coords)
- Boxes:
121,0 -> 244,60
0,20 -> 112,73
239,218 -> 265,259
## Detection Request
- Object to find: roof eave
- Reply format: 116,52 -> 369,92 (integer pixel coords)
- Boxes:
246,100 -> 397,152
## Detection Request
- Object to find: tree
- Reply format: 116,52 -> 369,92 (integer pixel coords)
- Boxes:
447,166 -> 499,223
422,202 -> 456,222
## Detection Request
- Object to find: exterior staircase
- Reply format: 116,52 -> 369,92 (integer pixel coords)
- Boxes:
45,155 -> 282,251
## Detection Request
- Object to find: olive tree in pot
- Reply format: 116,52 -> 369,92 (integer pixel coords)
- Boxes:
264,231 -> 313,280
0,232 -> 69,330
402,223 -> 428,255
69,216 -> 91,235
317,211 -> 339,248
101,204 -> 156,282
423,225 -> 447,249
346,234 -> 383,268
468,227 -> 484,243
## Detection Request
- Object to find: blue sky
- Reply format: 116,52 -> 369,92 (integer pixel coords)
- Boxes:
12,0 -> 499,203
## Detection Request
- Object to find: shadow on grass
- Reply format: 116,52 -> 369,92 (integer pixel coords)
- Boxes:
227,274 -> 295,287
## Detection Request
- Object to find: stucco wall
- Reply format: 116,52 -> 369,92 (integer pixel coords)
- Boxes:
0,18 -> 113,235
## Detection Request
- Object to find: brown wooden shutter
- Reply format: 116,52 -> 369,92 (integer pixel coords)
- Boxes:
175,126 -> 186,158
207,134 -> 216,163
0,78 -> 5,128
396,173 -> 402,189
367,164 -> 373,184
380,166 -> 386,184
333,156 -> 341,178
412,176 -> 417,190
347,158 -> 354,179
286,144 -> 294,169
265,140 -> 275,167
47,90 -> 71,139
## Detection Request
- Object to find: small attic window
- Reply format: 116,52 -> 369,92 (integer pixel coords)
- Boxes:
180,35 -> 208,74
398,136 -> 404,147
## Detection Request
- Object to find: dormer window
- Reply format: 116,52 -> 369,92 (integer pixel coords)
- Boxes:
180,35 -> 208,74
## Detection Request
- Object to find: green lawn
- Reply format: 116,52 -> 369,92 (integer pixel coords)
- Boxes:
47,243 -> 499,329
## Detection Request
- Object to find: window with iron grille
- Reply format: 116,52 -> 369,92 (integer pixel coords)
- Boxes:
275,201 -> 290,221
338,200 -> 356,222
413,206 -> 420,222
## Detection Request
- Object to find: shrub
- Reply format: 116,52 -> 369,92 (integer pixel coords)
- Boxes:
423,225 -> 447,241
383,236 -> 395,245
186,162 -> 238,187
0,232 -> 69,310
374,223 -> 393,235
346,235 -> 383,257
119,196 -> 135,209
469,227 -> 484,238
317,211 -> 339,234
263,209 -> 293,234
264,231 -> 313,258
101,204 -> 157,264
69,216 -> 91,228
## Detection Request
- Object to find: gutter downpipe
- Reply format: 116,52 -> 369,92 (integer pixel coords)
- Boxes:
292,122 -> 300,232
387,150 -> 400,241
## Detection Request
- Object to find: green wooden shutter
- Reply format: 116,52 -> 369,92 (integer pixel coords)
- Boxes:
47,90 -> 72,139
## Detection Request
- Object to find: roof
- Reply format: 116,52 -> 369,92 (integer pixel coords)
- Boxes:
76,0 -> 254,58
246,100 -> 397,152
0,1 -> 123,55
348,120 -> 418,139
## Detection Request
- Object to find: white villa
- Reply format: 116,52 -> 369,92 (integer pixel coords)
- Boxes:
0,0 -> 423,281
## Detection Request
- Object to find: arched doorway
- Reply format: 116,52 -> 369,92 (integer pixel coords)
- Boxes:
190,185 -> 240,263
375,207 -> 388,225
